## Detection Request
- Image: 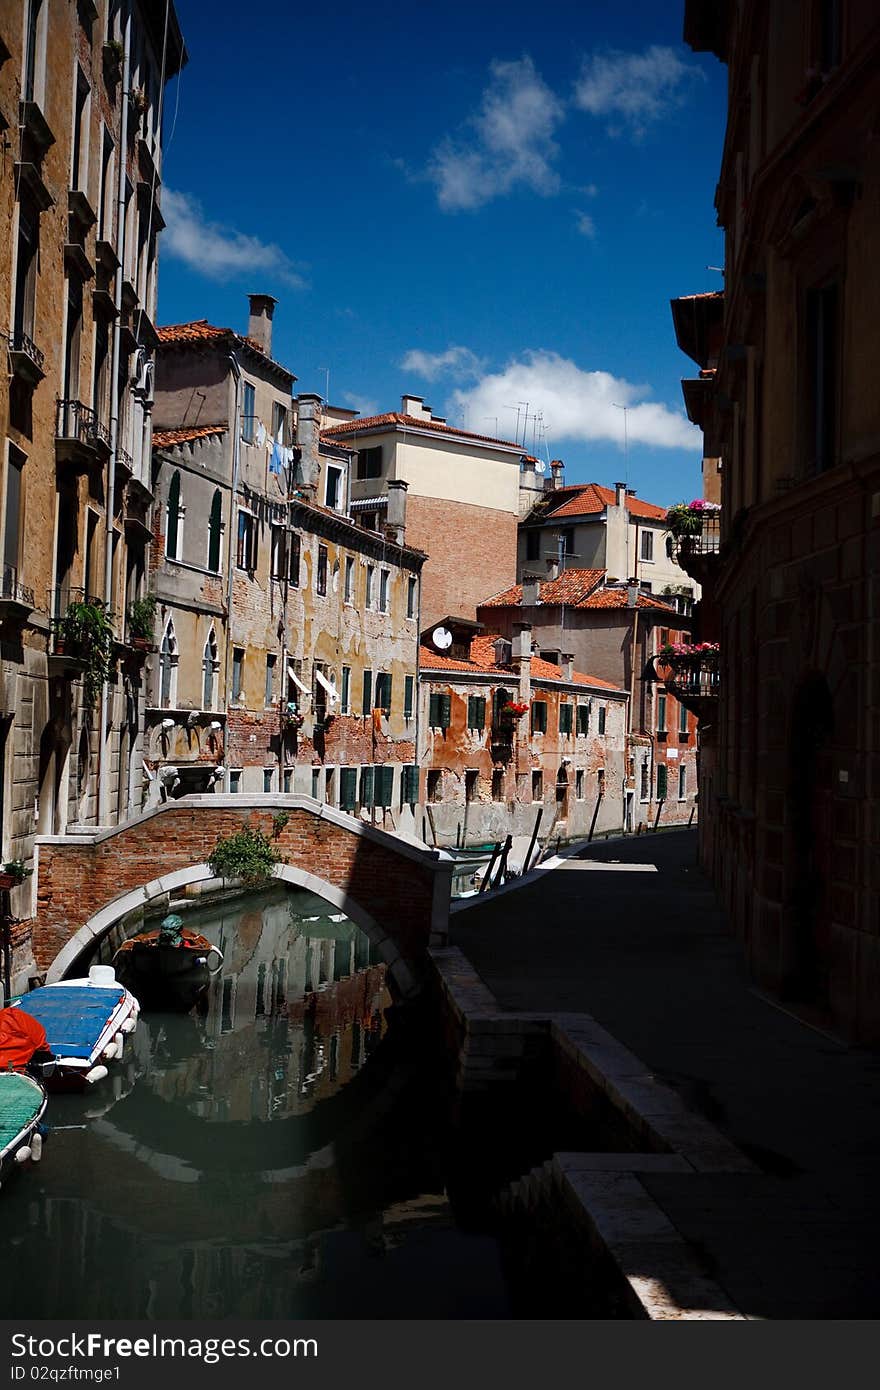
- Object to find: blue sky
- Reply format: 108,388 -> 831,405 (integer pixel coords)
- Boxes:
158,0 -> 726,506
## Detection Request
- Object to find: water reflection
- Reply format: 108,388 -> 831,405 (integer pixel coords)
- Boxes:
0,886 -> 511,1319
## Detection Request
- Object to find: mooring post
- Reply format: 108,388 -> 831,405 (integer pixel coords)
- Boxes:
493,834 -> 513,889
588,795 -> 602,842
653,798 -> 665,832
479,842 -> 502,894
521,807 -> 543,875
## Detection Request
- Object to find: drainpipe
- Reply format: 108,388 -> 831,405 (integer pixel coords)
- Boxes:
222,353 -> 243,780
97,10 -> 131,826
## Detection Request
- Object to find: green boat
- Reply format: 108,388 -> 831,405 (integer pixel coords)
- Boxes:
0,1071 -> 47,1187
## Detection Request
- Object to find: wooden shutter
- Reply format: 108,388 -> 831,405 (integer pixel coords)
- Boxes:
403,764 -> 419,805
340,767 -> 357,812
362,669 -> 372,715
376,765 -> 394,807
657,764 -> 668,800
438,693 -> 451,729
359,766 -> 374,807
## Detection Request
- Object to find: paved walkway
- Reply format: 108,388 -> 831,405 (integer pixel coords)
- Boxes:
451,829 -> 880,1318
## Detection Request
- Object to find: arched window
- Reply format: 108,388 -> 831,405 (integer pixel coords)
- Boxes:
159,616 -> 178,708
202,627 -> 218,710
207,488 -> 222,573
165,470 -> 182,560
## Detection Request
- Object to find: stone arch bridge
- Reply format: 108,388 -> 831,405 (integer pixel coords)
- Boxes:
34,796 -> 453,998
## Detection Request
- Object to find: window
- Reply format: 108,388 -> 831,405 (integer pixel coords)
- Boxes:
656,764 -> 668,800
288,532 -> 301,586
640,760 -> 649,801
316,544 -> 328,595
679,700 -> 689,735
532,770 -> 543,802
678,764 -> 687,801
229,770 -> 242,794
271,401 -> 288,446
404,674 -> 414,722
237,510 -> 257,570
365,565 -> 374,608
341,666 -> 351,714
207,489 -> 222,572
598,705 -> 606,735
427,769 -> 442,803
559,703 -> 573,736
83,508 -> 99,599
324,767 -> 335,804
98,130 -> 114,239
531,700 -> 547,734
597,768 -> 606,798
159,618 -> 178,708
282,769 -> 293,793
357,446 -> 382,480
202,628 -> 218,710
657,692 -> 667,734
242,382 -> 256,442
93,316 -> 110,421
640,529 -> 654,562
374,671 -> 392,715
232,647 -> 244,702
265,653 -> 276,707
379,568 -> 389,613
71,68 -> 90,192
526,530 -> 540,561
362,669 -> 372,715
344,556 -> 355,603
374,765 -> 393,809
575,769 -> 585,800
465,770 -> 478,803
577,703 -> 590,736
24,0 -> 45,106
13,200 -> 39,344
429,692 -> 451,729
62,278 -> 83,407
325,466 -> 343,511
340,767 -> 358,812
311,768 -> 320,799
3,445 -> 25,580
359,765 -> 374,808
491,769 -> 504,802
402,764 -> 419,806
805,283 -> 839,475
361,510 -> 378,532
406,576 -> 417,619
263,768 -> 274,793
467,694 -> 486,731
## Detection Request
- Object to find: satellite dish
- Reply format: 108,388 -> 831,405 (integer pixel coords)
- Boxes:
432,626 -> 452,650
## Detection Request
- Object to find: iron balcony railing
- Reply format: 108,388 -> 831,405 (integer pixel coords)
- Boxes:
0,564 -> 34,608
664,653 -> 720,702
48,584 -> 108,623
671,512 -> 721,565
55,399 -> 112,451
8,328 -> 45,374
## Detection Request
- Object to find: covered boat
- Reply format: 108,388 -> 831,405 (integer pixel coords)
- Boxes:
112,913 -> 223,1011
0,1005 -> 56,1082
0,1071 -> 47,1186
14,966 -> 139,1090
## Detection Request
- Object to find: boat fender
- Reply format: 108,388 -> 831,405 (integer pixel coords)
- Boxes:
121,1017 -> 136,1034
102,1044 -> 117,1061
85,1064 -> 109,1085
30,1133 -> 42,1163
14,1146 -> 31,1164
113,1031 -> 124,1058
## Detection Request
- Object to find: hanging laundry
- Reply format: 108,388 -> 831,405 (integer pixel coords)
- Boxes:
255,420 -> 267,447
269,441 -> 284,474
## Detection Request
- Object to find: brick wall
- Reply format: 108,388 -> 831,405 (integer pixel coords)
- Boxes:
407,496 -> 518,625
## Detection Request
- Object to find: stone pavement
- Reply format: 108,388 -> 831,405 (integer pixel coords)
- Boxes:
451,828 -> 880,1318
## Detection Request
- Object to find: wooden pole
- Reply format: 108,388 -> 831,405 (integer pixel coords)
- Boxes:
521,807 -> 543,875
493,834 -> 513,889
1,889 -> 11,1004
479,842 -> 502,893
588,794 -> 602,841
688,802 -> 697,828
425,804 -> 439,847
653,798 -> 665,832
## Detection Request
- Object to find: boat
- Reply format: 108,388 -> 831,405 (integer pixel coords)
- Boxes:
112,913 -> 223,1011
0,1071 -> 47,1187
0,1004 -> 56,1082
13,966 -> 139,1090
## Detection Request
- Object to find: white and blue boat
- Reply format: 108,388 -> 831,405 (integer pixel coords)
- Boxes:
15,966 -> 139,1090
0,1072 -> 47,1187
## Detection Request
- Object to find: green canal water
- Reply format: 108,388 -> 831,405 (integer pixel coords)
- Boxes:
0,886 -> 600,1319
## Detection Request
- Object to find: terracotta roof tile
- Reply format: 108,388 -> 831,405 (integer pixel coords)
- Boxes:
153,423 -> 226,447
156,320 -> 296,380
419,635 -> 625,694
538,482 -> 667,521
479,569 -> 606,608
321,413 -> 523,451
579,589 -> 676,611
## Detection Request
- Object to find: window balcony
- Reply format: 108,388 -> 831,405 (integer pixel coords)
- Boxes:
18,99 -> 54,158
668,508 -> 722,584
657,647 -> 720,722
0,564 -> 35,622
8,329 -> 45,385
55,399 -> 109,469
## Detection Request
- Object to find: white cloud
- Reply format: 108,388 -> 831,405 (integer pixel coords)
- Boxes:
427,57 -> 564,211
399,344 -> 485,382
163,189 -> 305,288
451,351 -> 697,450
574,210 -> 596,238
573,45 -> 704,138
341,391 -> 378,417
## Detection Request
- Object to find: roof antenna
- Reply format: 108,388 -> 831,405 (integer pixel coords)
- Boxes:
318,366 -> 330,402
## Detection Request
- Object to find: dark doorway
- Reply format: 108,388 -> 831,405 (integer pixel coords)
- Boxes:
787,673 -> 834,1003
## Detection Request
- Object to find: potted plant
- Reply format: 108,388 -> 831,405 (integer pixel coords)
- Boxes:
102,36 -> 124,81
0,859 -> 33,890
126,592 -> 157,650
58,598 -> 115,708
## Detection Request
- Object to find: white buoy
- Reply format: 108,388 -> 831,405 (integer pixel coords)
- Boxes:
30,1133 -> 42,1163
89,965 -> 117,987
14,1146 -> 31,1164
85,1064 -> 108,1085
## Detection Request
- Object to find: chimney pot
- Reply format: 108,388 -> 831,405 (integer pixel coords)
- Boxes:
615,481 -> 627,506
384,478 -> 408,545
626,578 -> 640,608
560,652 -> 575,681
247,293 -> 278,357
521,573 -> 541,606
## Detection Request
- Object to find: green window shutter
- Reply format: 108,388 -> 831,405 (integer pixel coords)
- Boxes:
340,767 -> 357,812
439,693 -> 451,729
531,701 -> 547,733
376,672 -> 392,713
468,695 -> 486,730
429,692 -> 439,726
362,669 -> 372,715
404,674 -> 414,720
577,703 -> 590,735
376,765 -> 394,807
359,766 -> 374,807
403,764 -> 419,805
559,703 -> 572,735
598,705 -> 606,734
656,764 -> 668,800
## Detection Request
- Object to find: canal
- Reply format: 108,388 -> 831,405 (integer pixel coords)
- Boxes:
1,886 -> 608,1319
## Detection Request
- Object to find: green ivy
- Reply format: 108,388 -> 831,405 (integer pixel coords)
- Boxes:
59,600 -> 115,710
126,592 -> 157,640
207,826 -> 282,887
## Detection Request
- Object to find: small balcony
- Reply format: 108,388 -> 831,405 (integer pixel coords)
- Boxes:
666,505 -> 721,584
658,646 -> 720,722
8,329 -> 45,386
0,563 -> 35,623
18,99 -> 55,158
55,399 -> 109,470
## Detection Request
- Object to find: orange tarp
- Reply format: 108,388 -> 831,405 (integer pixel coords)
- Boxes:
0,1006 -> 49,1070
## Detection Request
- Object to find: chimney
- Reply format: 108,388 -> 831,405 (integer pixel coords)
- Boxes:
384,478 -> 408,545
626,578 -> 640,608
560,652 -> 574,681
522,573 -> 541,606
493,636 -> 512,666
615,481 -> 627,507
247,294 -> 277,356
513,621 -> 532,707
294,393 -> 322,496
400,395 -> 431,420
550,459 -> 565,490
